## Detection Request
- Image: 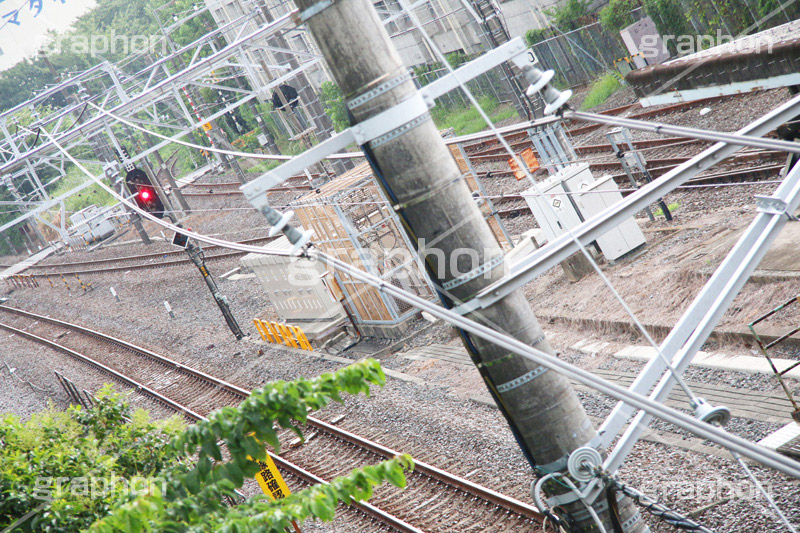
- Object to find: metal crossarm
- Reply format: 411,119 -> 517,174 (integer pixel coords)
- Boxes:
593,157 -> 800,490
240,37 -> 532,203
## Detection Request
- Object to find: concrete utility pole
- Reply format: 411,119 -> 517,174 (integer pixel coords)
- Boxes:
295,1 -> 647,531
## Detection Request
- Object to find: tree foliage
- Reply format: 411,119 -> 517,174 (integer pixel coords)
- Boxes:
599,0 -> 638,34
544,0 -> 592,29
1,360 -> 414,532
319,81 -> 349,132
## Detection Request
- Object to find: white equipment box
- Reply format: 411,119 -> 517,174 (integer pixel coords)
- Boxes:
69,205 -> 116,243
240,236 -> 346,324
573,175 -> 647,261
523,176 -> 583,243
523,163 -> 646,262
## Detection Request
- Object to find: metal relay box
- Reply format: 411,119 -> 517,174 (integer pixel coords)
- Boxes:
523,163 -> 646,262
240,236 -> 346,324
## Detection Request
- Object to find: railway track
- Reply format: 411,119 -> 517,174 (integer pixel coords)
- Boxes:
0,305 -> 544,532
458,96 -> 731,158
26,236 -> 275,277
493,162 -> 786,217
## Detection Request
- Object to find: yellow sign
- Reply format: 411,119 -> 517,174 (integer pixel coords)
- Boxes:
202,122 -> 212,132
254,453 -> 291,501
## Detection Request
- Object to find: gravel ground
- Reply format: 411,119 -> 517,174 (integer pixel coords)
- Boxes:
3,86 -> 800,531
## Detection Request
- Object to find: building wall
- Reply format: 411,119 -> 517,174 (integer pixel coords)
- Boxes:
203,0 -> 331,94
204,0 -> 548,79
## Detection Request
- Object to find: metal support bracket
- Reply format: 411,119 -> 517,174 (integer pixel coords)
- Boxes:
755,194 -> 797,219
496,364 -> 548,392
352,92 -> 431,146
442,254 -> 504,290
347,71 -> 413,110
291,0 -> 335,24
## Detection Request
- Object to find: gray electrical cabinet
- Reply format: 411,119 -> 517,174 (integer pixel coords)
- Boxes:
573,175 -> 647,261
522,173 -> 583,243
69,205 -> 116,243
240,236 -> 346,324
523,163 -> 646,262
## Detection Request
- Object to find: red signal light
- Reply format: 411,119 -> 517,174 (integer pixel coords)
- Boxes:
140,189 -> 151,201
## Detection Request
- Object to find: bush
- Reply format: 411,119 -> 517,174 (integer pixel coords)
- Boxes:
319,81 -> 349,132
545,0 -> 591,29
525,28 -> 551,46
600,0 -> 638,33
445,51 -> 470,68
0,386 -> 185,531
412,62 -> 443,86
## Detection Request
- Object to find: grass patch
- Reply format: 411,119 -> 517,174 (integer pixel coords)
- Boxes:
654,201 -> 680,217
430,96 -> 518,136
49,164 -> 114,213
580,73 -> 623,110
246,159 -> 283,174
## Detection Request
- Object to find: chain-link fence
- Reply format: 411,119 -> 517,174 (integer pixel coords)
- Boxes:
528,20 -> 630,88
412,63 -> 513,109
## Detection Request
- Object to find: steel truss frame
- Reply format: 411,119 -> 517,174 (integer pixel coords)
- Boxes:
0,5 -> 330,242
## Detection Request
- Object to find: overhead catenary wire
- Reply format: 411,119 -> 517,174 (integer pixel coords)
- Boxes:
25,69 -> 800,489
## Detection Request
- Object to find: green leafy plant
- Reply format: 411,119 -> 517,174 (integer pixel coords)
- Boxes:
525,28 -> 551,46
444,51 -> 470,68
319,81 -> 349,132
580,73 -> 623,110
0,360 -> 412,531
0,385 -> 186,532
544,0 -> 591,29
599,0 -> 638,33
654,201 -> 680,217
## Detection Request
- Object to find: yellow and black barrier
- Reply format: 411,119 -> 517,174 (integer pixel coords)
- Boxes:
253,318 -> 313,351
5,274 -> 39,288
74,273 -> 93,292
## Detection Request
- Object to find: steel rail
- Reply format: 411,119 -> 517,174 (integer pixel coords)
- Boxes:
29,249 -> 246,277
0,321 -> 205,420
0,315 -> 422,533
29,236 -> 274,270
0,304 -> 545,523
565,110 -> 800,155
